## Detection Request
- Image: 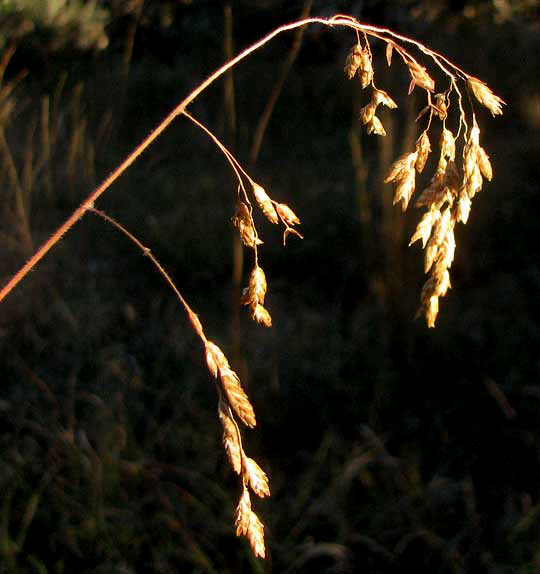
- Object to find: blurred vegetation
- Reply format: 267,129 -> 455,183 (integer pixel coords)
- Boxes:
0,0 -> 539,572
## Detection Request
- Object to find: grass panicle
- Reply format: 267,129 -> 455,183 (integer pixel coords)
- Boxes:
0,12 -> 505,558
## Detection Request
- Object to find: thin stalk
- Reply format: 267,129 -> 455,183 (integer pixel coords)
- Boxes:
88,206 -> 208,345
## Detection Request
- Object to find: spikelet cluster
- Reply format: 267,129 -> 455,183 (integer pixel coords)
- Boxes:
385,117 -> 494,327
346,40 -> 401,137
232,201 -> 261,248
343,32 -> 503,326
242,265 -> 272,327
344,43 -> 373,88
205,340 -> 270,557
232,182 -> 302,328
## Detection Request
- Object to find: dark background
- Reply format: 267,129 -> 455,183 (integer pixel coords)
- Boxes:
0,1 -> 539,572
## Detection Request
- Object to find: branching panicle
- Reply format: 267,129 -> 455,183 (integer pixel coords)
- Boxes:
0,13 -> 504,558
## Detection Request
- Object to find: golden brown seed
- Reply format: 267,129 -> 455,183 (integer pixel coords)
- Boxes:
456,189 -> 471,224
407,60 -> 435,93
477,147 -> 493,181
425,295 -> 439,328
248,266 -> 267,307
468,76 -> 506,116
384,152 -> 417,184
234,487 -> 252,536
243,457 -> 271,498
246,509 -> 265,558
251,303 -> 272,327
252,183 -> 279,224
205,341 -> 230,378
232,202 -> 262,248
360,103 -> 376,124
440,129 -> 456,161
367,116 -> 386,136
373,88 -> 397,109
415,132 -> 431,173
276,203 -> 301,226
218,398 -> 242,474
359,50 -> 374,88
409,208 -> 438,248
219,367 -> 257,428
344,44 -> 362,80
393,170 -> 416,211
385,42 -> 393,66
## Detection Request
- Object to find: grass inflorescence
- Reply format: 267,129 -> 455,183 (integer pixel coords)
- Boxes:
0,13 -> 505,559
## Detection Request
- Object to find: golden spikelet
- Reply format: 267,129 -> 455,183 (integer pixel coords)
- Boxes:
359,48 -> 374,88
242,265 -> 272,327
234,487 -> 252,536
373,88 -> 397,109
205,341 -> 229,379
385,152 -> 418,184
232,201 -> 262,248
243,457 -> 271,498
393,170 -> 416,211
385,152 -> 418,211
409,208 -> 439,249
344,44 -> 362,80
218,398 -> 243,474
477,147 -> 493,181
467,76 -> 506,116
407,60 -> 435,93
456,189 -> 471,224
251,303 -> 272,327
276,203 -> 301,226
234,487 -> 266,558
219,367 -> 257,428
360,103 -> 376,124
246,510 -> 266,558
205,341 -> 256,427
367,115 -> 386,136
252,183 -> 279,224
385,42 -> 393,66
415,132 -> 431,173
440,129 -> 456,161
249,266 -> 267,306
